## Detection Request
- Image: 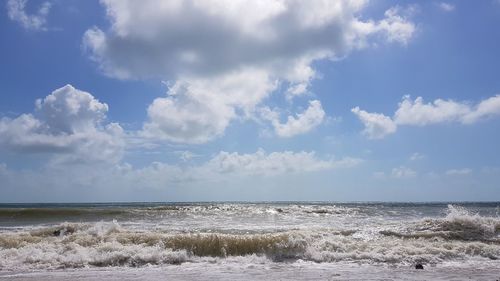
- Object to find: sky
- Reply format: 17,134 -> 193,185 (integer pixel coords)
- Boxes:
1,0 -> 500,203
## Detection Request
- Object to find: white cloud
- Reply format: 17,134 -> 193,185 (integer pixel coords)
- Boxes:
114,149 -> 361,188
461,95 -> 500,124
84,0 -> 415,80
0,149 -> 362,196
0,85 -> 124,164
141,69 -> 277,144
6,0 -> 51,31
286,82 -> 310,100
394,96 -> 470,126
396,95 -> 500,125
123,149 -> 362,184
207,149 -> 361,176
353,95 -> 500,138
437,2 -> 455,12
375,6 -> 417,45
410,152 -> 425,161
391,166 -> 417,178
83,0 -> 416,143
351,107 -> 396,139
35,84 -> 109,134
175,150 -> 199,162
262,100 -> 325,138
445,168 -> 472,176
373,166 -> 417,179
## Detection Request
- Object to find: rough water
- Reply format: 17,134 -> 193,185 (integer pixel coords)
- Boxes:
0,202 -> 499,280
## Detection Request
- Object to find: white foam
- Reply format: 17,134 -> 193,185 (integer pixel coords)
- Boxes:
1,204 -> 499,270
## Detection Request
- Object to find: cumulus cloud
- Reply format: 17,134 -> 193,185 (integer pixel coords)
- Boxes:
395,96 -> 469,126
35,85 -> 109,134
262,100 -> 325,137
373,6 -> 417,45
353,95 -> 500,138
6,0 -> 51,31
351,107 -> 397,139
397,95 -> 500,125
141,69 -> 277,144
0,85 -> 124,164
461,95 -> 500,123
84,0 -> 415,80
83,0 -> 416,143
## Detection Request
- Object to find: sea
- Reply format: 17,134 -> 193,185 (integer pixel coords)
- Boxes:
0,202 -> 499,280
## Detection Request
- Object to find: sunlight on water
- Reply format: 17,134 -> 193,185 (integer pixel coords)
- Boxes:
0,202 -> 499,274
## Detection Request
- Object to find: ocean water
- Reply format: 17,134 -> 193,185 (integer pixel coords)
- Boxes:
0,202 -> 499,280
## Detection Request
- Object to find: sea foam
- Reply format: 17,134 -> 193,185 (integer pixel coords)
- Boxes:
0,204 -> 499,270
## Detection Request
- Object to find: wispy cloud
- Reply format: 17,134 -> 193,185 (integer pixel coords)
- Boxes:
410,152 -> 425,161
445,168 -> 472,176
6,0 -> 52,31
174,150 -> 201,162
391,166 -> 417,178
437,2 -> 455,12
373,166 -> 418,179
0,149 -> 363,196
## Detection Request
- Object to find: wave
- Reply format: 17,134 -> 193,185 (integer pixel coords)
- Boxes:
1,204 -> 499,270
381,205 -> 500,242
1,218 -> 499,270
0,204 -> 360,222
0,208 -> 129,219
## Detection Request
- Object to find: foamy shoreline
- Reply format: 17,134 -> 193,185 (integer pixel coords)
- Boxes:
1,261 -> 499,281
1,203 -> 499,277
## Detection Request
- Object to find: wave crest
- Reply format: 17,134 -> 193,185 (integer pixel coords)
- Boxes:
1,204 -> 500,270
420,205 -> 499,241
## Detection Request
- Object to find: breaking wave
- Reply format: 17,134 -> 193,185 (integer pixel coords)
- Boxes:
0,212 -> 498,270
381,205 -> 500,242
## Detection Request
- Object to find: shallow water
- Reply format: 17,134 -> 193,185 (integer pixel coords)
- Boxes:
1,261 -> 500,281
0,202 -> 499,280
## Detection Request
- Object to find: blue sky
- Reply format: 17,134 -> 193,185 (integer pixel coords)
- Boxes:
1,0 -> 500,202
